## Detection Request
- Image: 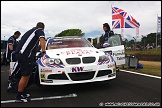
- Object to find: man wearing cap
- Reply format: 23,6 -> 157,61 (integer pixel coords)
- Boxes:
6,31 -> 21,82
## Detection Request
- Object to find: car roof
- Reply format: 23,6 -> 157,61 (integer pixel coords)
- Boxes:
54,36 -> 85,39
46,36 -> 86,44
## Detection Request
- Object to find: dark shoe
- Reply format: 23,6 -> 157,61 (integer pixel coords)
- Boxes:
15,95 -> 29,102
23,89 -> 31,101
24,93 -> 31,102
6,82 -> 12,92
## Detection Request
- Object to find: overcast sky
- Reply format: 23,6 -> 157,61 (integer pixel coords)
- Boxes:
1,1 -> 161,41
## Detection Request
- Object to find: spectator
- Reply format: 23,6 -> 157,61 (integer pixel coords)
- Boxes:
96,23 -> 114,49
102,23 -> 114,47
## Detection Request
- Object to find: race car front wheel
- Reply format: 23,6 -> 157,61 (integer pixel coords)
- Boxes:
34,67 -> 46,88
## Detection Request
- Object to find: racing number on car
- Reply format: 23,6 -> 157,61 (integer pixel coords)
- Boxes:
41,74 -> 45,78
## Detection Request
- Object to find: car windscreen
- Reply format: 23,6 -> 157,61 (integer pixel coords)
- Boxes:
47,39 -> 93,49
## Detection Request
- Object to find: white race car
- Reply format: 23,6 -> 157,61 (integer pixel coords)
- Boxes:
36,35 -> 125,85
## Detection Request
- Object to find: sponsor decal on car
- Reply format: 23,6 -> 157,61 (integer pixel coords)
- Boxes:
40,74 -> 45,78
112,50 -> 124,56
72,67 -> 84,72
61,49 -> 93,55
98,55 -> 114,65
41,69 -> 52,72
113,68 -> 116,72
98,60 -> 110,65
117,56 -> 125,60
107,63 -> 115,68
112,50 -> 125,60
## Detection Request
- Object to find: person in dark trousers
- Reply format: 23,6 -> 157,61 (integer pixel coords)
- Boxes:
6,31 -> 21,82
14,22 -> 46,102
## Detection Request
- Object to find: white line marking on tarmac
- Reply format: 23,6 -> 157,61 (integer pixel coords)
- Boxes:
120,69 -> 161,79
1,93 -> 77,104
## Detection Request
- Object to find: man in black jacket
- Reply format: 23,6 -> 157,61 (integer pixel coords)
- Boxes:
14,22 -> 46,102
6,31 -> 21,82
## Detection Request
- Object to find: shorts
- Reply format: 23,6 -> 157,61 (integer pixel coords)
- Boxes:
11,61 -> 21,77
17,54 -> 33,76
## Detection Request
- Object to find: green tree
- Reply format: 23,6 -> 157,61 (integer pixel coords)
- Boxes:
123,38 -> 128,47
55,29 -> 85,37
99,34 -> 104,43
129,39 -> 135,47
141,33 -> 161,47
87,38 -> 91,43
93,38 -> 97,47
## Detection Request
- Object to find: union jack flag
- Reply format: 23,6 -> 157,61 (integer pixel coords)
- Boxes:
112,7 -> 140,29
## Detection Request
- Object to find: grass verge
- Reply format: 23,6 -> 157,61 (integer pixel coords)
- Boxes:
125,48 -> 161,56
119,60 -> 161,77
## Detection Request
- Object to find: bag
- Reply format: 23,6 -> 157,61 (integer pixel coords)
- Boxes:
137,63 -> 143,68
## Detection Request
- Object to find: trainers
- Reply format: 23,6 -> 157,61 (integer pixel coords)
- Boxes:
15,95 -> 29,102
23,89 -> 31,101
24,93 -> 30,98
24,93 -> 31,102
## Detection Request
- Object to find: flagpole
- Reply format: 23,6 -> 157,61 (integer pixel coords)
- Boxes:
121,28 -> 124,41
156,14 -> 158,51
136,27 -> 139,38
111,4 -> 113,31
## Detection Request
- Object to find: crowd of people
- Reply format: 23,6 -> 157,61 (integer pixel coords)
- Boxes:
125,43 -> 161,51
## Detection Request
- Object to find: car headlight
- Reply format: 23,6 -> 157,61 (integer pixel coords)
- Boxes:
98,55 -> 109,62
49,58 -> 55,64
54,59 -> 61,64
44,58 -> 63,65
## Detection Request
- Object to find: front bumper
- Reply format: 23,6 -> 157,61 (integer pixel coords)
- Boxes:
38,63 -> 116,85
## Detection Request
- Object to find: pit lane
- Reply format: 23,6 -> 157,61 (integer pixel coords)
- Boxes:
1,65 -> 161,107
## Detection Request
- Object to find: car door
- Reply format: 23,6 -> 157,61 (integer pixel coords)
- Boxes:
99,34 -> 125,66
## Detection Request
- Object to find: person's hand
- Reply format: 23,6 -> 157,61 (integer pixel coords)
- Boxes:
103,43 -> 110,47
37,51 -> 46,58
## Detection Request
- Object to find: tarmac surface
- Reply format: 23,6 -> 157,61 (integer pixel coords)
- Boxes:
1,65 -> 161,107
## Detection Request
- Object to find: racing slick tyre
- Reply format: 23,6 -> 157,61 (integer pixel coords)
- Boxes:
34,67 -> 46,88
114,61 -> 119,72
34,67 -> 41,87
